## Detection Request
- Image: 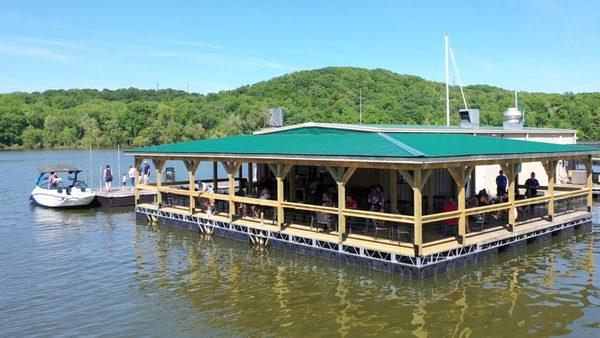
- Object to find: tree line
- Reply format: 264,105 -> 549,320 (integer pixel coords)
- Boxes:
1,67 -> 598,149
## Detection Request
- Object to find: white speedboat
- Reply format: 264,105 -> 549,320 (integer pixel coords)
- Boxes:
30,166 -> 96,208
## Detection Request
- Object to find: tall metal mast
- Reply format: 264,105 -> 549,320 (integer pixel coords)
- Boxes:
359,89 -> 363,124
445,34 -> 450,126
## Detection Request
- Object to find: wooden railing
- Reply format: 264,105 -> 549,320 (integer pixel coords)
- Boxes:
554,188 -> 591,200
343,208 -> 415,224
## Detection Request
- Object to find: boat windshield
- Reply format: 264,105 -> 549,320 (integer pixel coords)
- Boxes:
37,171 -> 87,190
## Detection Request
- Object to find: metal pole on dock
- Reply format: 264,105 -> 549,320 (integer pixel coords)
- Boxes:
117,144 -> 121,187
89,145 -> 92,189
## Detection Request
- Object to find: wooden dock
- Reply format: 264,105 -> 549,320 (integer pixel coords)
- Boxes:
93,188 -> 155,207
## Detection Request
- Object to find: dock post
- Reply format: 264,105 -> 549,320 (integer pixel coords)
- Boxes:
542,160 -> 557,220
152,159 -> 165,208
184,160 -> 200,214
134,157 -> 143,205
585,156 -> 593,212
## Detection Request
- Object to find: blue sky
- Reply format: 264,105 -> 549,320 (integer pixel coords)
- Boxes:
1,0 -> 599,94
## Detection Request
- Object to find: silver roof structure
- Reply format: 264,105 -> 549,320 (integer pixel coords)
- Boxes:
254,122 -> 577,136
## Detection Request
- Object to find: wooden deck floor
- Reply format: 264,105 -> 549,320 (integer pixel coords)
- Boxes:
138,203 -> 590,258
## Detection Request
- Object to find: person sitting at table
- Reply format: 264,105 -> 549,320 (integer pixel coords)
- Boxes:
467,196 -> 484,224
477,189 -> 492,206
251,188 -> 271,218
345,193 -> 358,209
198,182 -> 215,214
442,196 -> 459,235
321,193 -> 336,232
492,192 -> 509,220
235,189 -> 247,216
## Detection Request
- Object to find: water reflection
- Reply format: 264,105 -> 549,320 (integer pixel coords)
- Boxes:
128,215 -> 598,336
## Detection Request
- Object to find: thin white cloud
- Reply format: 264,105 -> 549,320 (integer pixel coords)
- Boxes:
0,36 -> 99,52
128,49 -> 291,71
0,44 -> 69,61
142,37 -> 222,49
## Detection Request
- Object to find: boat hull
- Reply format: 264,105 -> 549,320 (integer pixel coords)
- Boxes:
30,187 -> 96,208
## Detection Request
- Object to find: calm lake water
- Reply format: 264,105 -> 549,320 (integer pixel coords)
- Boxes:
1,150 -> 599,337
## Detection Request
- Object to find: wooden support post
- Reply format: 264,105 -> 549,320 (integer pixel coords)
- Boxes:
413,169 -> 423,255
390,169 -> 398,213
585,156 -> 593,212
238,165 -> 243,189
222,161 -> 242,221
134,157 -> 143,205
276,175 -> 284,227
542,160 -> 557,220
268,163 -> 294,229
247,163 -> 253,195
469,168 -> 476,198
289,167 -> 296,202
152,159 -> 165,208
399,169 -> 432,254
184,160 -> 200,214
500,163 -> 519,232
427,175 -> 434,215
447,166 -> 474,243
326,166 -> 357,243
212,162 -> 218,191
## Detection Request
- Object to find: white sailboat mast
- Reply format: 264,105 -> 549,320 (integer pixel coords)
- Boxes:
445,34 -> 450,126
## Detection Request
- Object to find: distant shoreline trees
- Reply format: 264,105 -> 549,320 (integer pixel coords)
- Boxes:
1,67 -> 598,149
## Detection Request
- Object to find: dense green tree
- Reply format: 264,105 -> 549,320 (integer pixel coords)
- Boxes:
0,67 -> 599,149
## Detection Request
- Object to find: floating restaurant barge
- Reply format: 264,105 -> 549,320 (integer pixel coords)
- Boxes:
127,123 -> 597,278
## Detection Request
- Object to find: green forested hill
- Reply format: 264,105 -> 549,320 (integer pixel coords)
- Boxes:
1,67 -> 599,149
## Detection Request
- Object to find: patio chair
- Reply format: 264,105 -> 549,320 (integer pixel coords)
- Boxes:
310,212 -> 330,232
373,219 -> 389,239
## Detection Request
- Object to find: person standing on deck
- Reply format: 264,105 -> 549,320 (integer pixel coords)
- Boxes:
525,172 -> 539,198
103,165 -> 113,191
127,166 -> 136,187
363,185 -> 384,232
121,173 -> 128,190
142,160 -> 151,184
496,170 -> 507,197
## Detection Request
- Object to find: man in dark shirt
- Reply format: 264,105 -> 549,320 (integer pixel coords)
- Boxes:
496,170 -> 507,197
142,160 -> 151,184
525,172 -> 539,198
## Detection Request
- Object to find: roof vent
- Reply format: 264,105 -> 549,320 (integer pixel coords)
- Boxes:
503,107 -> 523,130
458,109 -> 480,129
268,108 -> 285,127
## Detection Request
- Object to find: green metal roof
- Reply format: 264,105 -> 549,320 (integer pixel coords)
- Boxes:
129,126 -> 595,159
